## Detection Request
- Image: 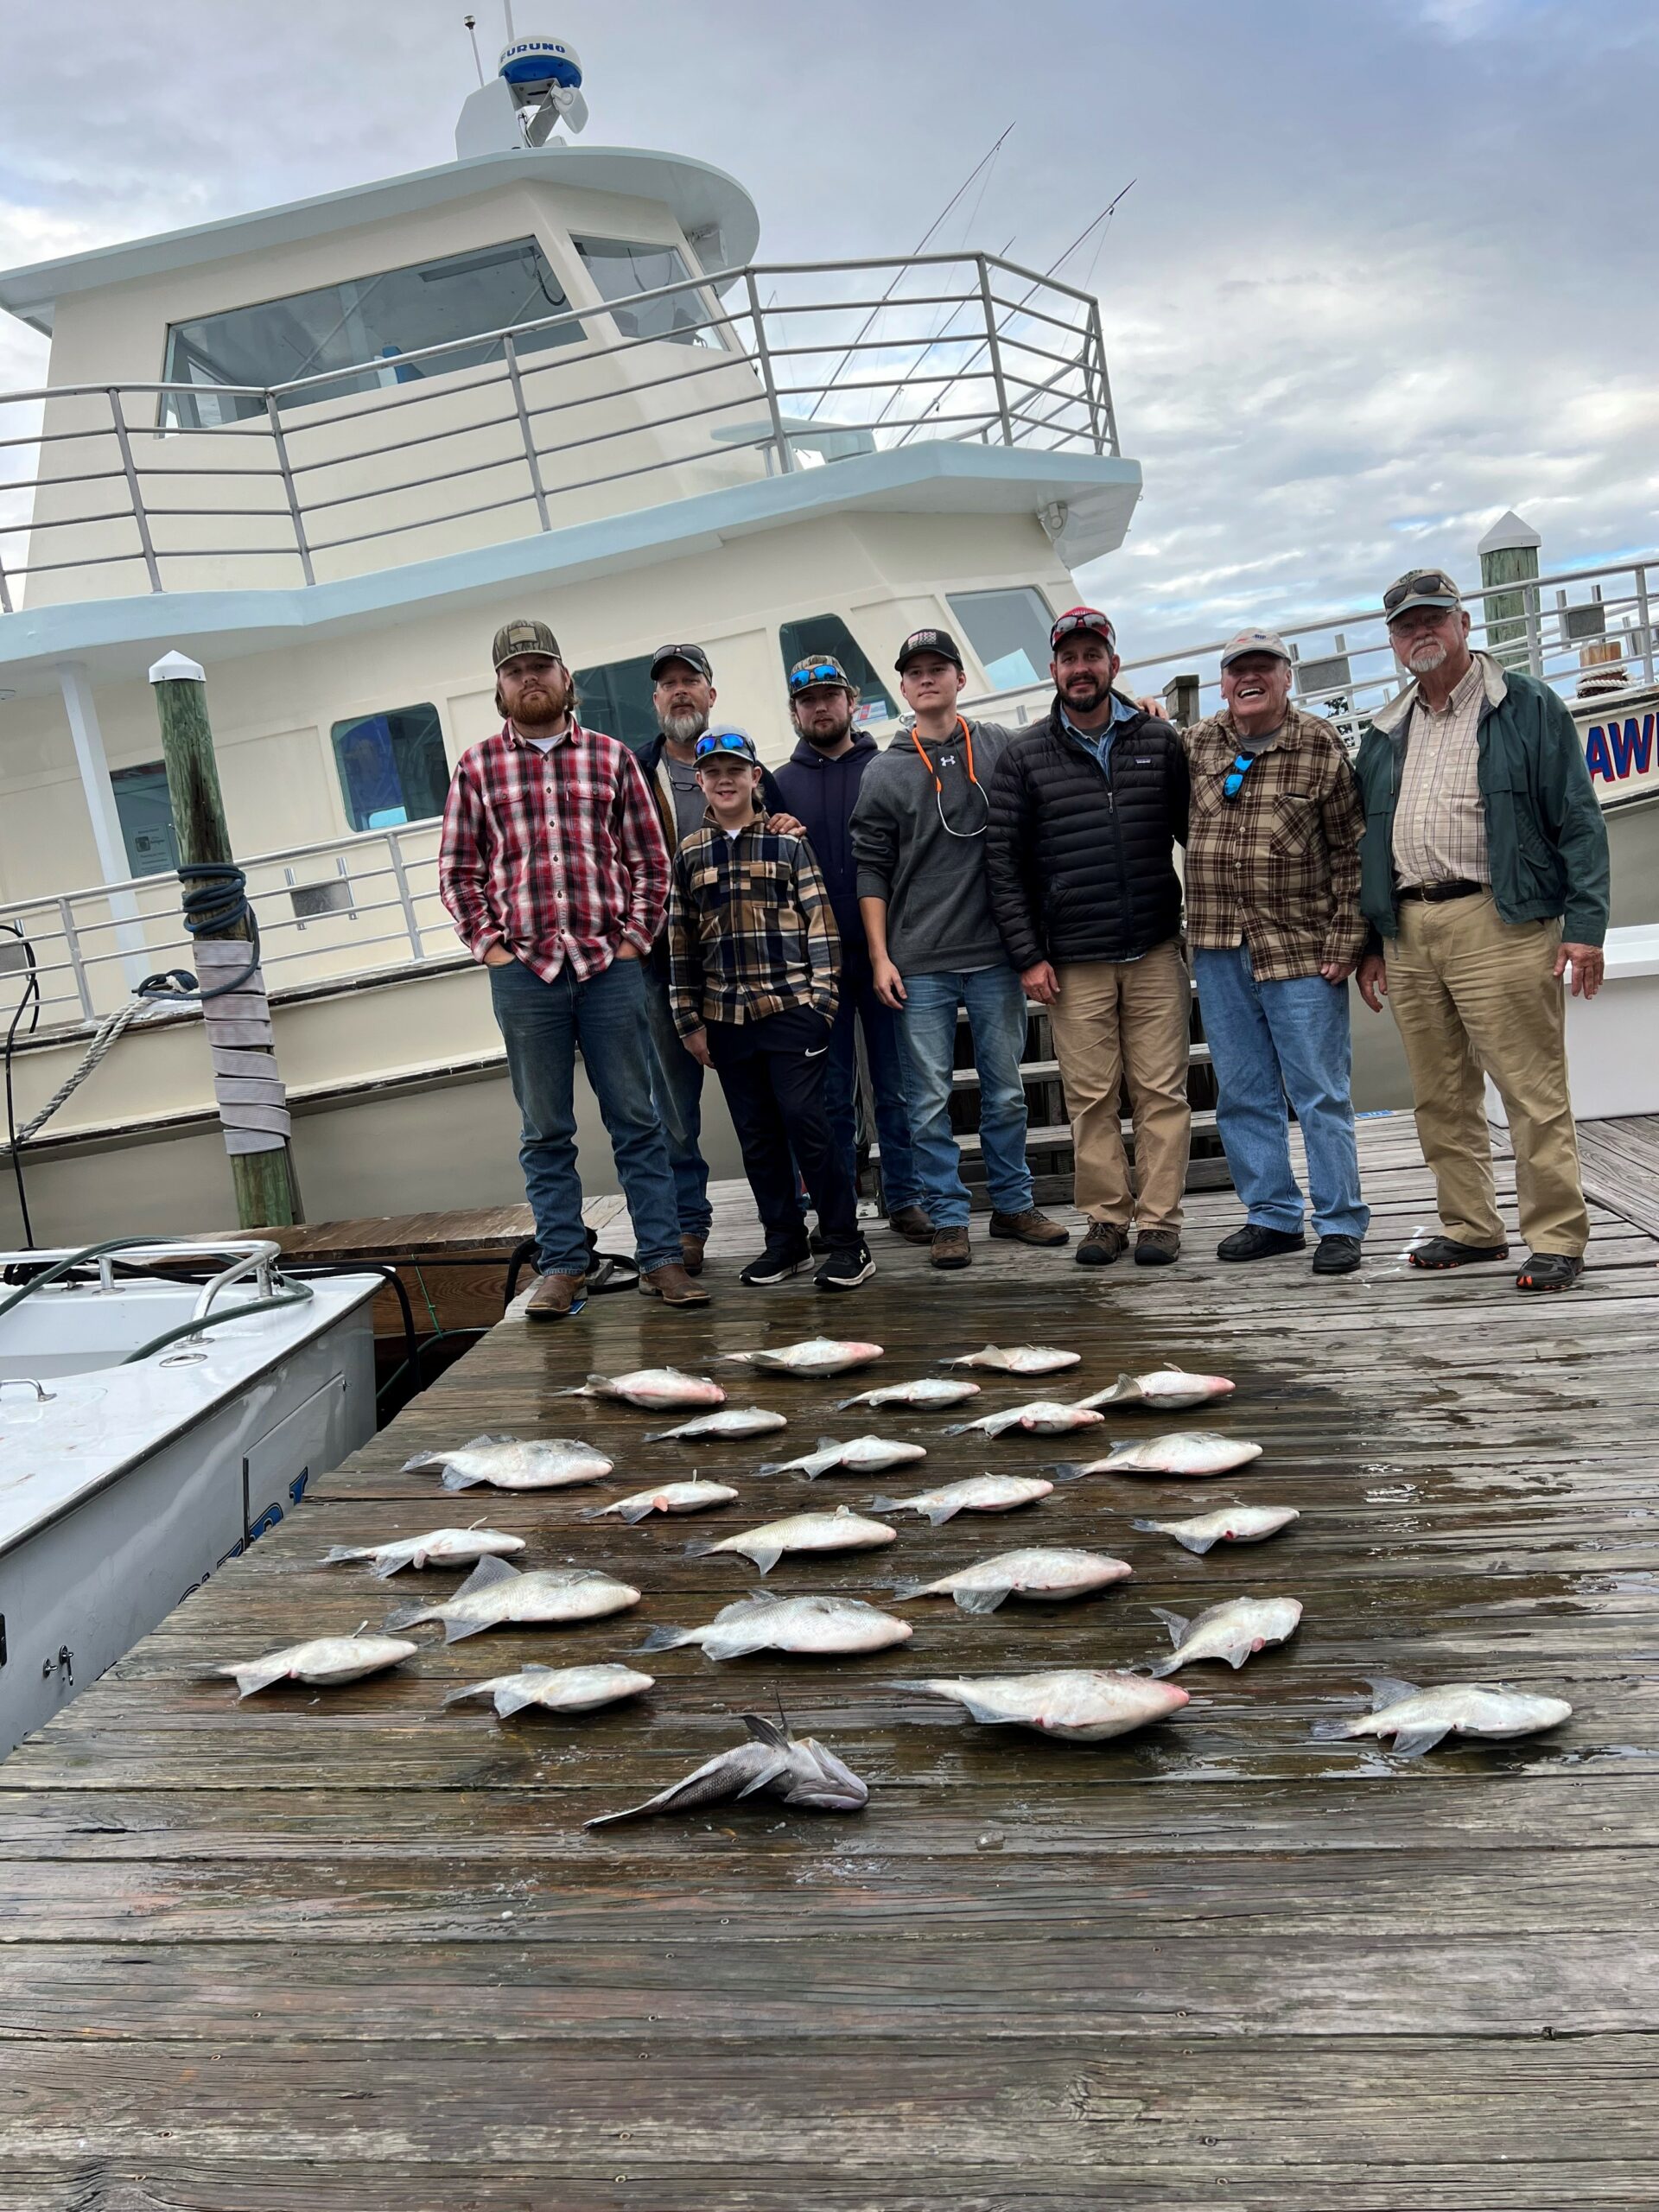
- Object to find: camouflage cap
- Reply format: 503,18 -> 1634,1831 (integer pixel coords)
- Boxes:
1219,627 -> 1292,669
492,618 -> 562,669
788,653 -> 856,694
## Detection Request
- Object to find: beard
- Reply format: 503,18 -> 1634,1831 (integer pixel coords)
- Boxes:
801,709 -> 853,750
1404,639 -> 1449,676
1060,671 -> 1109,711
662,708 -> 709,747
509,667 -> 573,729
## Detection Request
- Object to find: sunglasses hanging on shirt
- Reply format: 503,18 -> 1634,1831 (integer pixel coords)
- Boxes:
1221,752 -> 1259,803
909,715 -> 990,838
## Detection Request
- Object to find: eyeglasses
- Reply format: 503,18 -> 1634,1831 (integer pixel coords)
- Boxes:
1382,571 -> 1459,615
789,662 -> 847,694
1222,752 -> 1257,803
1050,610 -> 1116,649
694,731 -> 756,763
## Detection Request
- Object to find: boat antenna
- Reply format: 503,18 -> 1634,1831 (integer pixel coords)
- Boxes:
463,14 -> 485,86
502,0 -> 516,37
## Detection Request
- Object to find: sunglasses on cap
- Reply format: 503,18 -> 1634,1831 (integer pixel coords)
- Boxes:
1382,570 -> 1459,614
788,661 -> 848,694
1222,752 -> 1258,803
694,731 -> 758,763
1050,609 -> 1116,650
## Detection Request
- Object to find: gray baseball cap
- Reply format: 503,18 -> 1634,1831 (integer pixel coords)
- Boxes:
1219,627 -> 1292,669
1382,567 -> 1463,622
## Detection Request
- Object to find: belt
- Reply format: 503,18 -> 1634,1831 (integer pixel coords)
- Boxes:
1396,879 -> 1485,906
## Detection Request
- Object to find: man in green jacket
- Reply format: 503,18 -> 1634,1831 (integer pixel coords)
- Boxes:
1354,566 -> 1610,1293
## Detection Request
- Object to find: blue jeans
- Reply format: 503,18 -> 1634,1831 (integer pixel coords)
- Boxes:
642,960 -> 712,1238
898,964 -> 1033,1228
826,960 -> 923,1214
1193,943 -> 1370,1241
488,955 -> 683,1277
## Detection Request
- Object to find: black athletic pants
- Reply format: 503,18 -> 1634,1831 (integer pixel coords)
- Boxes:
707,1005 -> 859,1250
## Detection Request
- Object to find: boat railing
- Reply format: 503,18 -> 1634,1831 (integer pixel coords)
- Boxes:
0,251 -> 1116,607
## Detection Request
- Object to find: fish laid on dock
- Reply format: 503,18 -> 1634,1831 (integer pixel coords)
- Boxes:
943,1400 -> 1104,1439
1131,1504 -> 1300,1554
896,1547 -> 1134,1614
942,1344 -> 1081,1376
582,1481 -> 739,1523
644,1408 -> 788,1442
402,1436 -> 614,1491
1149,1595 -> 1303,1674
442,1662 -> 655,1720
321,1526 -> 527,1578
1312,1675 -> 1573,1758
870,1473 -> 1059,1524
386,1555 -> 639,1642
897,1669 -> 1190,1741
558,1369 -> 727,1410
640,1592 -> 912,1660
756,1435 -> 927,1479
584,1711 -> 868,1828
1079,1369 -> 1236,1411
685,1506 -> 897,1575
211,1632 -> 418,1700
1052,1432 -> 1263,1478
834,1377 -> 982,1410
723,1338 -> 884,1376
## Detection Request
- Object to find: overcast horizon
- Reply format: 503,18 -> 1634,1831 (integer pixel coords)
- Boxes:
1,0 -> 1655,655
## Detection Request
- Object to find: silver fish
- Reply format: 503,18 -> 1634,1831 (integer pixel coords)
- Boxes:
443,1662 -> 655,1720
897,1669 -> 1190,1741
582,1480 -> 739,1524
896,1546 -> 1134,1615
869,1473 -> 1058,1525
1312,1675 -> 1573,1758
385,1555 -> 639,1643
644,1407 -> 788,1442
1131,1504 -> 1300,1554
943,1400 -> 1105,1440
942,1344 -> 1081,1376
835,1377 -> 982,1410
321,1525 -> 526,1579
757,1434 -> 928,1479
402,1434 -> 614,1491
641,1592 -> 913,1662
558,1368 -> 726,1411
1079,1368 -> 1236,1412
723,1337 -> 885,1376
686,1505 -> 898,1576
212,1632 -> 416,1700
1053,1432 -> 1263,1478
584,1711 -> 868,1829
1149,1594 -> 1303,1674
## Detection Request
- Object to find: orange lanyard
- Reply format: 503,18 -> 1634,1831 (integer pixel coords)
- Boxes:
909,715 -> 989,837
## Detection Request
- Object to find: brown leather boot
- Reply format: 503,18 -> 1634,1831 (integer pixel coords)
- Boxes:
680,1233 -> 707,1277
525,1271 -> 585,1322
886,1205 -> 935,1244
639,1260 -> 712,1307
931,1225 -> 971,1270
989,1208 -> 1071,1248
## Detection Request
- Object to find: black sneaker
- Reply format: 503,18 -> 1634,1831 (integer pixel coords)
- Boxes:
740,1243 -> 812,1287
1313,1234 -> 1363,1276
816,1240 -> 874,1293
1217,1224 -> 1306,1262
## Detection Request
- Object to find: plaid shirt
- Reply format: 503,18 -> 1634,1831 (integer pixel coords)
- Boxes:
668,815 -> 841,1034
438,720 -> 670,982
1393,655 -> 1491,889
1183,707 -> 1366,980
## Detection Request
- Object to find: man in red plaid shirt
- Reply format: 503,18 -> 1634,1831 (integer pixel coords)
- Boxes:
440,618 -> 709,1317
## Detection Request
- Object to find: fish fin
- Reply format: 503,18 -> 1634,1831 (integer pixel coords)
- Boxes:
229,1657 -> 293,1698
747,1546 -> 781,1576
734,1754 -> 791,1799
550,1382 -> 595,1398
443,1614 -> 494,1644
618,1499 -> 659,1524
1309,1717 -> 1360,1742
1172,1531 -> 1218,1555
1148,1605 -> 1190,1648
830,1395 -> 861,1411
321,1545 -> 367,1565
890,1582 -> 927,1601
952,1586 -> 1009,1616
440,1468 -> 483,1491
641,1427 -> 683,1444
922,1503 -> 960,1526
1220,1639 -> 1258,1669
1147,1656 -> 1184,1681
398,1452 -> 442,1472
817,1435 -> 840,1451
1046,1462 -> 1086,1483
637,1626 -> 691,1653
491,1681 -> 543,1719
950,1694 -> 1016,1726
1388,1725 -> 1451,1759
1363,1675 -> 1422,1709
753,1462 -> 789,1478
582,1797 -> 658,1830
577,1502 -> 613,1522
939,1422 -> 971,1438
454,1554 -> 519,1597
683,1539 -> 719,1560
742,1711 -> 793,1750
868,1494 -> 901,1514
382,1602 -> 429,1633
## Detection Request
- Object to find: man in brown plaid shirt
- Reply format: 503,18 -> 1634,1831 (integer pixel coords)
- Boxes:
1184,629 -> 1370,1276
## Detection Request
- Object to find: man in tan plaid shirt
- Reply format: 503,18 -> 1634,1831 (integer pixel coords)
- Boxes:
1184,629 -> 1370,1275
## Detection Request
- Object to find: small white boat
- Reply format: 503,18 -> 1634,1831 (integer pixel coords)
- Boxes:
0,1239 -> 378,1756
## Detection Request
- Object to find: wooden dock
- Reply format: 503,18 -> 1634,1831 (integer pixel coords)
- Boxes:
4,1110 -> 1659,2209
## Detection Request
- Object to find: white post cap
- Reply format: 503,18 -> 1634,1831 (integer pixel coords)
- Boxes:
1478,510 -> 1541,556
149,650 -> 206,684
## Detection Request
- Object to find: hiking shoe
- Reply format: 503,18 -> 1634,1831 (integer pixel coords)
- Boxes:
679,1233 -> 707,1277
739,1243 -> 812,1287
1217,1224 -> 1306,1262
988,1209 -> 1070,1248
1135,1229 -> 1181,1267
817,1240 -> 875,1293
1516,1251 -> 1583,1293
887,1205 -> 935,1244
931,1226 -> 972,1270
525,1271 -> 585,1321
1313,1234 -> 1363,1276
638,1261 -> 710,1307
1076,1221 -> 1128,1267
1408,1236 -> 1509,1271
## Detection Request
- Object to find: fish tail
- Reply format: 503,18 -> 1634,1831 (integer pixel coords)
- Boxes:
321,1546 -> 365,1565
938,1422 -> 971,1438
1147,1656 -> 1182,1680
382,1603 -> 429,1633
890,1582 -> 928,1602
1046,1462 -> 1086,1483
753,1462 -> 787,1478
397,1452 -> 441,1473
868,1495 -> 901,1514
641,1428 -> 676,1444
1309,1718 -> 1357,1742
683,1539 -> 720,1560
637,1626 -> 691,1653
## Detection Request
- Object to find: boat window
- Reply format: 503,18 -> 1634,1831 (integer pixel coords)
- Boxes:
111,763 -> 181,878
571,237 -> 718,347
947,587 -> 1057,690
572,653 -> 660,755
331,706 -> 451,832
778,616 -> 897,727
162,240 -> 582,429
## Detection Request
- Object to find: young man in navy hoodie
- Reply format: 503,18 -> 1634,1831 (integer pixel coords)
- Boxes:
771,655 -> 931,1243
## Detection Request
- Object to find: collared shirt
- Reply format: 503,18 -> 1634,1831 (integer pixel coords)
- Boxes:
668,814 -> 841,1033
438,719 -> 670,982
1059,692 -> 1139,777
663,749 -> 705,840
1392,656 -> 1491,889
1183,705 -> 1367,981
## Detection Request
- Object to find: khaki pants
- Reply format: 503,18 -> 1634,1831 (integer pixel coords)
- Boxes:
1387,892 -> 1588,1257
1049,941 -> 1192,1231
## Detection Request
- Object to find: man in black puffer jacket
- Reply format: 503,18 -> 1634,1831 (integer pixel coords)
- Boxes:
987,607 -> 1192,1266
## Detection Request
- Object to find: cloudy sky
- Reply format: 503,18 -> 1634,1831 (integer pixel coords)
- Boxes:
2,0 -> 1655,653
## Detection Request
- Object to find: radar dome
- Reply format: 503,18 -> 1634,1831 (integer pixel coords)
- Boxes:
499,36 -> 582,96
